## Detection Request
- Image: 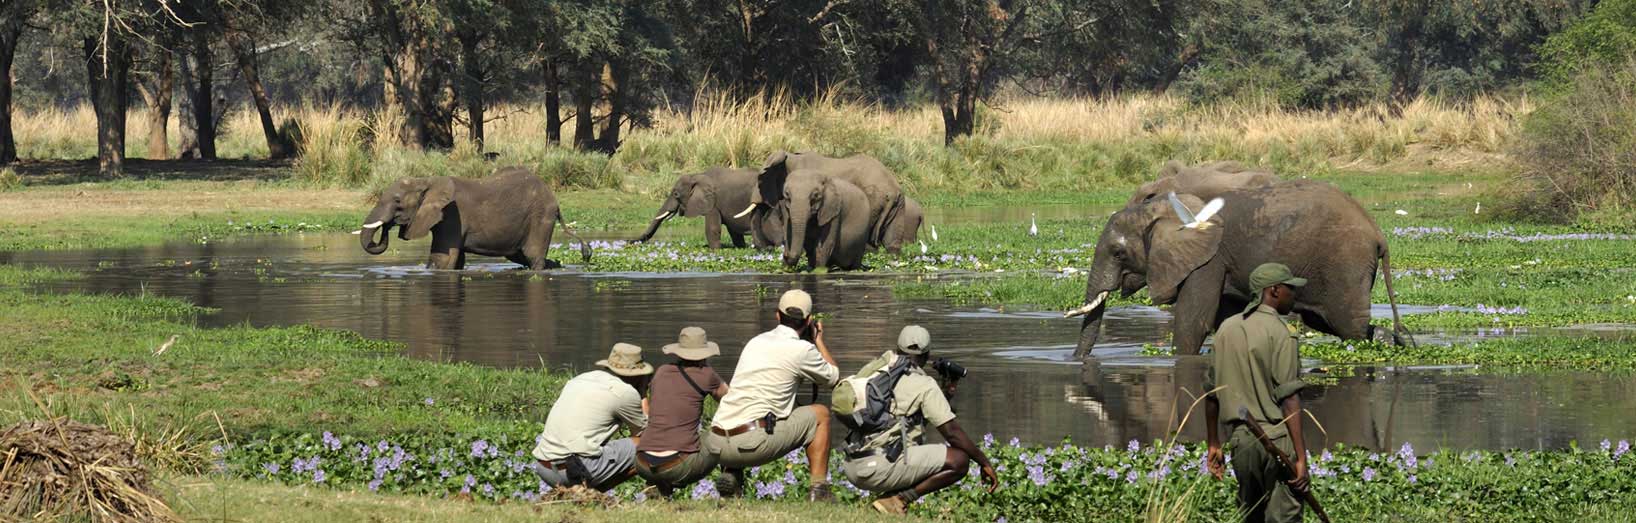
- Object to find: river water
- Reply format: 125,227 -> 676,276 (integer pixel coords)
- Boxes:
4,228 -> 1633,452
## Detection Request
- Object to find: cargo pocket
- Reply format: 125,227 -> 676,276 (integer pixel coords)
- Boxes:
734,431 -> 766,453
848,457 -> 884,490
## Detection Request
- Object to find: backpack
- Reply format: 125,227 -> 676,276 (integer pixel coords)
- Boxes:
832,352 -> 914,434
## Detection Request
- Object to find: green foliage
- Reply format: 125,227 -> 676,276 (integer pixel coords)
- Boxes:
1179,0 -> 1385,109
1537,0 -> 1636,89
1513,57 -> 1636,221
0,167 -> 19,191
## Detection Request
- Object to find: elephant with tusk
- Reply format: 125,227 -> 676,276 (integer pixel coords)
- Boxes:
633,167 -> 783,250
1069,179 -> 1407,359
359,167 -> 591,270
737,150 -> 910,268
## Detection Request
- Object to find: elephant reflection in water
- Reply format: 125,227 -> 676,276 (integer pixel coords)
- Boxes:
1071,357 -> 1396,451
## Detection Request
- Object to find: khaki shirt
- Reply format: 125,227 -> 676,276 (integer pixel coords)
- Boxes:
1208,304 -> 1305,438
532,370 -> 647,461
713,325 -> 841,429
854,352 -> 957,453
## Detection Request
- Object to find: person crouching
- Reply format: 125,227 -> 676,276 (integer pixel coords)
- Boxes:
635,327 -> 730,496
530,343 -> 653,491
842,326 -> 998,515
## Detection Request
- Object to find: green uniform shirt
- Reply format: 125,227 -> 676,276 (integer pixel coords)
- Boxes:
852,352 -> 957,453
1208,304 -> 1306,438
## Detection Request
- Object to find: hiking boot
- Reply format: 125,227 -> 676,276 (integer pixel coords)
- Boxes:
809,482 -> 835,502
871,494 -> 908,515
715,469 -> 745,498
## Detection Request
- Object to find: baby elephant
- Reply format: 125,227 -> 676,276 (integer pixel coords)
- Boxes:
358,167 -> 591,270
790,177 -> 874,271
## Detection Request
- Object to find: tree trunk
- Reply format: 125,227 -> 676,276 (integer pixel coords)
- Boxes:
570,59 -> 597,150
85,36 -> 132,177
458,31 -> 485,150
175,48 -> 197,158
596,61 -> 624,155
0,11 -> 22,165
1152,43 -> 1198,95
178,31 -> 216,160
1386,7 -> 1427,115
137,52 -> 173,159
225,31 -> 292,158
385,40 -> 455,150
543,57 -> 562,145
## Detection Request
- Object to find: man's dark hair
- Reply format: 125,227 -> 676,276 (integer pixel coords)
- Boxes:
778,307 -> 808,330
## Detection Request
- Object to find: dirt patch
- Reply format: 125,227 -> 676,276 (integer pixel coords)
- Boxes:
0,418 -> 177,522
537,485 -> 616,508
0,164 -> 363,225
279,367 -> 327,385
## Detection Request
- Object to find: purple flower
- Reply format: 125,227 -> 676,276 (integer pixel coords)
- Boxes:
312,469 -> 327,483
1362,467 -> 1376,481
471,440 -> 490,458
982,433 -> 995,448
262,462 -> 280,475
691,479 -> 719,500
424,398 -> 435,406
440,469 -> 453,479
368,479 -> 383,491
211,444 -> 225,456
1124,470 -> 1138,483
376,440 -> 389,452
1027,465 -> 1050,486
783,470 -> 797,485
481,484 -> 495,496
1008,437 -> 1020,448
1601,439 -> 1612,452
1128,439 -> 1140,452
1408,474 -> 1417,484
464,474 -> 477,488
322,431 -> 342,451
1320,450 -> 1334,462
1615,440 -> 1630,460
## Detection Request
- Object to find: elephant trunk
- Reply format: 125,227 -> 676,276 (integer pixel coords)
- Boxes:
634,198 -> 680,242
782,203 -> 810,267
1070,269 -> 1120,359
360,205 -> 393,255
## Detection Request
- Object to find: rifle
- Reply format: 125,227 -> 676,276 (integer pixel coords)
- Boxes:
1238,407 -> 1332,523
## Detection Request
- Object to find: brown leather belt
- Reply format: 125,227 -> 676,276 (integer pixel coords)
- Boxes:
710,420 -> 765,437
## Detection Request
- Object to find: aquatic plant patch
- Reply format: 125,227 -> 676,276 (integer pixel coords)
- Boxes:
221,430 -> 1636,523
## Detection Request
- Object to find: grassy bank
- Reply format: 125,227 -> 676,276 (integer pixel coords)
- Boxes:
12,94 -> 1522,197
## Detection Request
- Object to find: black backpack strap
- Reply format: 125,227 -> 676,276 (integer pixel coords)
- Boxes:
673,362 -> 710,397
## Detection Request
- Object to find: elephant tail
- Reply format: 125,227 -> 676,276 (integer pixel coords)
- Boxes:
1378,243 -> 1415,347
558,209 -> 593,263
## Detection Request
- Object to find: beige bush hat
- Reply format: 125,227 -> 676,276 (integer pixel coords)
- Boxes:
596,343 -> 655,377
662,326 -> 720,361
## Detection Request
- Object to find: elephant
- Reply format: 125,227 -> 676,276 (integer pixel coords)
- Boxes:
358,167 -> 592,270
739,151 -> 908,267
888,197 -> 924,247
632,167 -> 783,249
1066,179 -> 1406,358
788,177 -> 874,271
1124,160 -> 1279,207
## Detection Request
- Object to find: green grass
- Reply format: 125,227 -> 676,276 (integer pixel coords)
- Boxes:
0,212 -> 363,251
0,273 -> 565,441
163,474 -> 917,523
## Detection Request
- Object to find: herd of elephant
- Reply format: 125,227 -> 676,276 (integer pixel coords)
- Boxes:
355,153 -> 1407,360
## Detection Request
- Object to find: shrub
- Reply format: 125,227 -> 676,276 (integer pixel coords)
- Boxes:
0,167 -> 20,192
1513,58 -> 1636,223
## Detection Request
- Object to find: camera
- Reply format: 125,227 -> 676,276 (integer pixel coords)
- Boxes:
929,357 -> 967,381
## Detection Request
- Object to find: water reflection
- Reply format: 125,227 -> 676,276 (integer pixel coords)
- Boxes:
3,233 -> 1633,451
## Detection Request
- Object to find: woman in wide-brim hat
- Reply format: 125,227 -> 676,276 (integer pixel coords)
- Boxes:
636,327 -> 728,495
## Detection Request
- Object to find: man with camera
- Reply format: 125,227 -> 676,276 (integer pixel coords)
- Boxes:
839,325 -> 999,515
705,289 -> 841,500
530,343 -> 652,491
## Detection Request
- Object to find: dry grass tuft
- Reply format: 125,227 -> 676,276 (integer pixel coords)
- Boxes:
0,418 -> 178,522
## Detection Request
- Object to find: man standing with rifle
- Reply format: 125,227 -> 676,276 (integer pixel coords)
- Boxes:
1205,263 -> 1316,523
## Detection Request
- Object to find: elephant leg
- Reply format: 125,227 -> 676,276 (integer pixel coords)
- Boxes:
730,231 -> 748,249
1170,257 -> 1228,355
427,248 -> 458,270
454,250 -> 467,270
528,214 -> 559,270
506,253 -> 534,269
705,211 -> 724,250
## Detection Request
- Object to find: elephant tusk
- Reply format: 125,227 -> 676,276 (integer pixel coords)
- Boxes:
732,204 -> 757,219
1063,291 -> 1110,318
361,220 -> 384,229
350,230 -> 362,235
653,211 -> 673,221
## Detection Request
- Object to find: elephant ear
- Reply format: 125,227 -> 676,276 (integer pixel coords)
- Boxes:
817,178 -> 842,226
406,177 -> 456,240
752,150 -> 791,207
1144,194 -> 1223,304
1158,160 -> 1184,178
683,178 -> 711,217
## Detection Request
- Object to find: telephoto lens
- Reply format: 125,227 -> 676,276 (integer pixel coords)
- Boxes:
930,358 -> 967,380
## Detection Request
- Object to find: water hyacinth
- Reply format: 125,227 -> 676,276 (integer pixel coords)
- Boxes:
219,430 -> 1636,521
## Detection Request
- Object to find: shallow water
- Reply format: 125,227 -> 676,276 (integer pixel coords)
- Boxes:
5,232 -> 1634,451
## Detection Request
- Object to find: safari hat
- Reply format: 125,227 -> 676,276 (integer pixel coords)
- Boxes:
596,343 -> 655,377
778,289 -> 813,319
1243,263 -> 1307,316
662,326 -> 720,361
897,325 -> 931,355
